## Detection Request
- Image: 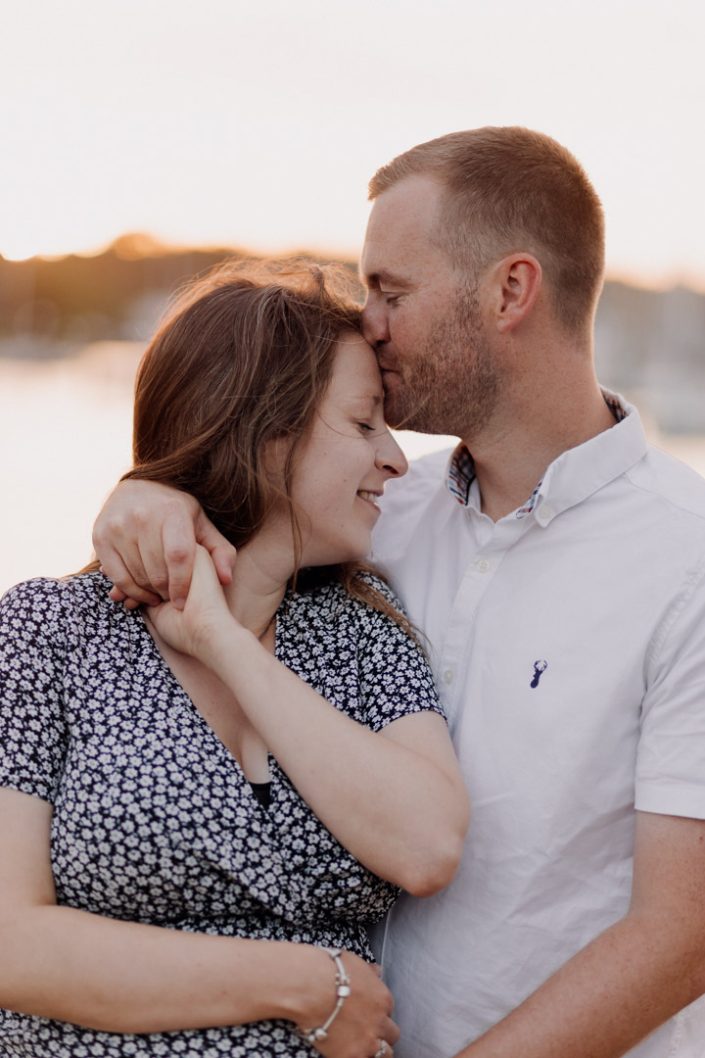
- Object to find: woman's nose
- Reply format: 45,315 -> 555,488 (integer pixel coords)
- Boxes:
376,432 -> 408,478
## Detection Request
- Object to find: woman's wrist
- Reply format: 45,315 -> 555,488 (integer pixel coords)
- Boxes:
295,949 -> 351,1044
273,943 -> 341,1028
194,617 -> 254,670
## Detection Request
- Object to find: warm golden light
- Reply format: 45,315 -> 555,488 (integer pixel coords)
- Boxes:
0,0 -> 703,285
1,0 -> 704,591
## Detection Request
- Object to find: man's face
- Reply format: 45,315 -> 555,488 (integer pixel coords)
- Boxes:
360,174 -> 499,440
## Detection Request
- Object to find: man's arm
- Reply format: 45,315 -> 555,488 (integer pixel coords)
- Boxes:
455,809 -> 705,1058
92,479 -> 235,608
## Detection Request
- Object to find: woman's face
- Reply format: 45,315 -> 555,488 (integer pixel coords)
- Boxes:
289,330 -> 408,566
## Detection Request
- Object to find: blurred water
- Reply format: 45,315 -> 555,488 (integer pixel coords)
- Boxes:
1,342 -> 705,597
0,343 -> 142,594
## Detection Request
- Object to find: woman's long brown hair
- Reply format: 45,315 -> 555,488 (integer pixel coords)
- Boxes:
88,259 -> 414,635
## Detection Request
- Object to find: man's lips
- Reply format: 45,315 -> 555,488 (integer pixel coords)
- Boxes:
379,363 -> 401,385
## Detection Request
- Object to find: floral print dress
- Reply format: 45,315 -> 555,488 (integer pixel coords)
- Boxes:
0,572 -> 442,1057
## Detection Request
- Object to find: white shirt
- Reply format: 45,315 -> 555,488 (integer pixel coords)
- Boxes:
372,399 -> 705,1058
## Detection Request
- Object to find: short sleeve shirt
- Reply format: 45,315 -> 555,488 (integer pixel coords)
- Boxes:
371,398 -> 705,1058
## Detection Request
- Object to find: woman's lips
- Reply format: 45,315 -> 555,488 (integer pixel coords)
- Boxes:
357,490 -> 382,513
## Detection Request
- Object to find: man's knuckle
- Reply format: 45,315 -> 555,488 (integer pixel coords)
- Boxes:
93,519 -> 120,546
132,508 -> 152,531
164,544 -> 191,565
165,496 -> 194,518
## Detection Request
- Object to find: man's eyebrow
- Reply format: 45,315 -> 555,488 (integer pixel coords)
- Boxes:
361,269 -> 412,288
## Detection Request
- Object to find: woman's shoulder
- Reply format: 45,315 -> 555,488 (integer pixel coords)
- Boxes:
351,568 -> 403,607
1,571 -> 133,640
295,568 -> 397,607
0,578 -> 76,672
3,568 -> 108,600
1,576 -> 68,624
60,570 -> 118,608
293,569 -> 411,639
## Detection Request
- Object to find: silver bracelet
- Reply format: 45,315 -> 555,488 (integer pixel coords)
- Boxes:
296,947 -> 351,1044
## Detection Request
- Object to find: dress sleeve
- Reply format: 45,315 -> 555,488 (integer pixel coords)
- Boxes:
356,575 -> 445,733
0,578 -> 69,804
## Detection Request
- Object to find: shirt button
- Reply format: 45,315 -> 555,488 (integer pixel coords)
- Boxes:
443,669 -> 454,685
475,558 -> 490,573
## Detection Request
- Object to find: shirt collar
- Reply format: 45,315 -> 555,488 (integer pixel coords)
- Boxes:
446,390 -> 647,523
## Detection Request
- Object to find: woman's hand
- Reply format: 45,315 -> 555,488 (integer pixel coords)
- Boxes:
146,545 -> 238,661
295,949 -> 399,1058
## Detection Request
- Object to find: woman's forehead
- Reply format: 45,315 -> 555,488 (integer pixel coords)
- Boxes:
328,332 -> 383,398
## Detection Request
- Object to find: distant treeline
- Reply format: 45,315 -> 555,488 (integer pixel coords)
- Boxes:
0,235 -> 358,344
2,237 -> 705,431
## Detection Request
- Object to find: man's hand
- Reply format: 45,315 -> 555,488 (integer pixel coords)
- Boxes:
145,546 -> 236,661
92,479 -> 237,609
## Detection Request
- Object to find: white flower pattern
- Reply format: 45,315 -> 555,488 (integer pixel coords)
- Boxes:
0,572 -> 443,1057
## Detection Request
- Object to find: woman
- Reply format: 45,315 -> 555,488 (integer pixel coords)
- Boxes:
0,262 -> 469,1058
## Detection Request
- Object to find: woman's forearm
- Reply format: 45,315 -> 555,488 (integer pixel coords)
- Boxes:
201,624 -> 469,896
0,905 -> 328,1034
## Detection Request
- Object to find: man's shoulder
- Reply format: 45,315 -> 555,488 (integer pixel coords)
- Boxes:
629,444 -> 705,523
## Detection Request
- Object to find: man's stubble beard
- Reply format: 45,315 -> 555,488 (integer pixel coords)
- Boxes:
383,285 -> 500,439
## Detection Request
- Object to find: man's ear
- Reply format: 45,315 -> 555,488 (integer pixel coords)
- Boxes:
487,254 -> 542,334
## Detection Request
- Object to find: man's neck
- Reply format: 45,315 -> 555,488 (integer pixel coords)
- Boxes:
465,384 -> 618,523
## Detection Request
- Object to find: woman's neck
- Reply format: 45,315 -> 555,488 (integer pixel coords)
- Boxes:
223,529 -> 294,638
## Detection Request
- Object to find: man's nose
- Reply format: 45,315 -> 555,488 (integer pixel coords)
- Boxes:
362,299 -> 389,347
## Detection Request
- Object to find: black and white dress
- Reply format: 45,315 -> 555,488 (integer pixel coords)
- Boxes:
0,572 -> 443,1057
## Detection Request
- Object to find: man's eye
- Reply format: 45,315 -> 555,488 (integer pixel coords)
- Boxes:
380,290 -> 401,305
357,421 -> 375,433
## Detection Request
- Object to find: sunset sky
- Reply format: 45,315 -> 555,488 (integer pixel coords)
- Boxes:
1,0 -> 704,287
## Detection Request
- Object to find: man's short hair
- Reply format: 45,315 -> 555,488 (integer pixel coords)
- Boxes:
369,127 -> 605,334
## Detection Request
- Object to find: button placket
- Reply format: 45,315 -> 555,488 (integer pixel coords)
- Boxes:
438,556 -> 497,727
438,516 -> 534,729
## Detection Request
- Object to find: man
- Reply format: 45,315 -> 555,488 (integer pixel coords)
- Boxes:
95,127 -> 705,1058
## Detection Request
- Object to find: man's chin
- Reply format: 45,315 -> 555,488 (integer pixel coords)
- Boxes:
384,403 -> 442,435
383,381 -> 445,433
